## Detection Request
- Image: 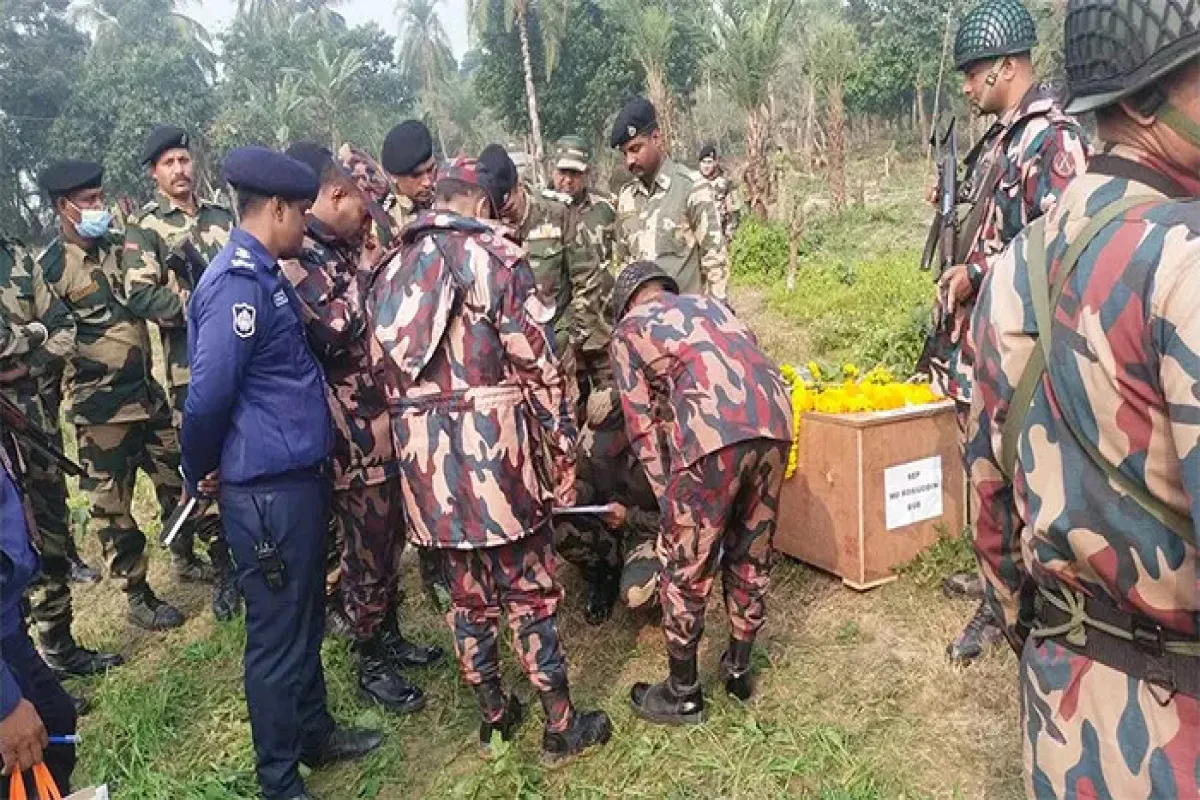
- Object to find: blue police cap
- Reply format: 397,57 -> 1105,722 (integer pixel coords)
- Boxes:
222,146 -> 319,201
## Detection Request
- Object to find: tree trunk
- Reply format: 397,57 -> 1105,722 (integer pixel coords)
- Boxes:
516,4 -> 545,178
802,81 -> 816,164
745,103 -> 771,218
916,77 -> 929,148
827,80 -> 847,212
646,66 -> 675,155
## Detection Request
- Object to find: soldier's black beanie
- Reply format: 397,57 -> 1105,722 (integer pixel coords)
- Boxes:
478,144 -> 517,210
381,120 -> 434,176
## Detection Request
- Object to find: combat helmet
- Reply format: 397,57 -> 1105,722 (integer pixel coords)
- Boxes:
1064,0 -> 1200,115
612,261 -> 679,325
954,0 -> 1038,70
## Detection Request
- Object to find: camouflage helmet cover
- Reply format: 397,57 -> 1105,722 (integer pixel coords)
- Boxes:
1064,0 -> 1200,114
612,261 -> 679,325
954,0 -> 1039,70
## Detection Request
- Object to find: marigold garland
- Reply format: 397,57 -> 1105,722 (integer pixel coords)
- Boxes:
779,363 -> 941,479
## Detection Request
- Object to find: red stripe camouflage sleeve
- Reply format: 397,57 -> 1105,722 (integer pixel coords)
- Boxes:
611,328 -> 669,501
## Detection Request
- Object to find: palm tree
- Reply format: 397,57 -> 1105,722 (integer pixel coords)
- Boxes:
72,0 -> 217,79
286,40 -> 367,149
603,0 -> 678,153
710,0 -> 797,214
397,0 -> 456,93
806,13 -> 860,210
468,0 -> 571,171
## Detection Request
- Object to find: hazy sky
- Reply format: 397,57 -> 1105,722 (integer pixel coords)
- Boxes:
190,0 -> 472,57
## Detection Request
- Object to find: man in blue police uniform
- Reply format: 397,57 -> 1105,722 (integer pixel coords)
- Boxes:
0,427 -> 77,796
181,146 -> 382,800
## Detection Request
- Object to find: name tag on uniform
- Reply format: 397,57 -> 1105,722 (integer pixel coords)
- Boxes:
273,290 -> 288,307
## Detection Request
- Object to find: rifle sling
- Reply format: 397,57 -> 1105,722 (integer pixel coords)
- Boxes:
998,195 -> 1190,540
1088,154 -> 1192,200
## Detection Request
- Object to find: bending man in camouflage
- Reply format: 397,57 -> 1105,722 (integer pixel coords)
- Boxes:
611,97 -> 730,303
969,0 -> 1200,794
611,261 -> 793,726
280,142 -> 442,716
368,158 -> 611,763
122,125 -> 240,620
38,160 -> 185,631
0,237 -> 122,678
932,0 -> 1090,665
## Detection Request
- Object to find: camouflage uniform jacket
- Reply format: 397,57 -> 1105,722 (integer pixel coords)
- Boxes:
960,85 -> 1090,289
280,218 -> 398,491
611,294 -> 793,499
615,157 -> 729,300
369,211 -> 576,550
565,191 -> 617,355
40,234 -> 163,426
967,144 -> 1200,643
122,193 -> 233,392
701,170 -> 741,243
519,189 -> 571,344
0,238 -> 75,427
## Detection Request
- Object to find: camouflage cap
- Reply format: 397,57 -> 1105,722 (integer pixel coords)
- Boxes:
438,157 -> 491,193
338,143 -> 392,203
612,260 -> 679,325
554,135 -> 591,172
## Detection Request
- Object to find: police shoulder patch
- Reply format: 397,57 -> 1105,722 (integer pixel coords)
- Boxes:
232,303 -> 256,338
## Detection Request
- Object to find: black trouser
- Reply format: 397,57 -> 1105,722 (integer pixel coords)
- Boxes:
221,468 -> 335,800
0,629 -> 76,797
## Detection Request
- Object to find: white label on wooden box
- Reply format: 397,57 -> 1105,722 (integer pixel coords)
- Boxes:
884,456 -> 943,530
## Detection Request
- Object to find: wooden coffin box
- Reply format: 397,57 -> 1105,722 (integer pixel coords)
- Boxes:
774,400 -> 964,590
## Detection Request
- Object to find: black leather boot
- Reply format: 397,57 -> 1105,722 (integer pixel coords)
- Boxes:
719,638 -> 754,701
41,625 -> 124,678
474,680 -> 524,757
210,543 -> 242,622
583,564 -> 620,626
126,582 -> 185,631
355,634 -> 426,714
539,688 -> 611,767
379,607 -> 444,669
630,655 -> 704,725
300,726 -> 384,769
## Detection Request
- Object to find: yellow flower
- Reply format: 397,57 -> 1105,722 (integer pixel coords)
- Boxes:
806,361 -> 822,382
843,363 -> 860,381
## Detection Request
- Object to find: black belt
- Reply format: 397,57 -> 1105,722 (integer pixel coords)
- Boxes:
1033,586 -> 1200,701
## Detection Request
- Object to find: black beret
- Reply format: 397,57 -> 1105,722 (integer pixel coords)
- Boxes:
222,146 -> 318,201
284,141 -> 342,185
610,97 -> 659,149
140,125 -> 189,166
39,159 -> 104,198
381,120 -> 434,176
478,144 -> 517,209
698,141 -> 717,161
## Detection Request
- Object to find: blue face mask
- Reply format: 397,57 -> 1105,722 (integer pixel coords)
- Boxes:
71,203 -> 112,239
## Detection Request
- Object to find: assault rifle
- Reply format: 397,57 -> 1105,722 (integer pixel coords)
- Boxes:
166,238 -> 209,290
0,394 -> 84,477
915,117 -> 960,377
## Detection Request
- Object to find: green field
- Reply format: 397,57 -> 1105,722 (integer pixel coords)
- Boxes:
62,153 -> 1025,799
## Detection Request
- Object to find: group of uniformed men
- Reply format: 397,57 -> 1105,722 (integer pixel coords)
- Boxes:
0,88 -> 800,799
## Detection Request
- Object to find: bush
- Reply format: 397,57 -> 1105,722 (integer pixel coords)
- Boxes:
731,217 -> 789,280
769,249 -> 931,376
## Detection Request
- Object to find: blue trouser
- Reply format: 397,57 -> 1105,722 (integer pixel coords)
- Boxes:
0,630 -> 76,798
221,468 -> 334,800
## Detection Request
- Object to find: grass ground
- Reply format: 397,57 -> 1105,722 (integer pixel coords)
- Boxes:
62,151 -> 1025,799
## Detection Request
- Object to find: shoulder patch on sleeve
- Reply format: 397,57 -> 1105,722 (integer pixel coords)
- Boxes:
1051,149 -> 1077,179
230,247 -> 257,270
232,303 -> 256,338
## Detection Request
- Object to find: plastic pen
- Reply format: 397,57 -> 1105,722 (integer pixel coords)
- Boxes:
48,735 -> 80,746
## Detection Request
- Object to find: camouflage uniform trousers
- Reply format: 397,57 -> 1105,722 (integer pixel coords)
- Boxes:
168,383 -> 230,571
25,445 -> 77,652
438,525 -> 573,731
659,439 -> 787,660
1019,637 -> 1200,798
331,478 -> 404,640
75,402 -> 181,592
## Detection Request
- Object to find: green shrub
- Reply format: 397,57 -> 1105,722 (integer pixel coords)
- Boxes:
731,216 -> 790,280
769,249 -> 931,375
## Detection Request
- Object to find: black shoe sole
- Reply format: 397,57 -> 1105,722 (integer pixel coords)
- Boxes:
48,661 -> 124,679
357,687 -> 427,715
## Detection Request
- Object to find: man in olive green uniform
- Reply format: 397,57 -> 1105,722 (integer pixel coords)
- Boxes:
38,159 -> 185,631
122,126 -> 240,621
611,98 -> 730,304
0,237 -> 123,677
